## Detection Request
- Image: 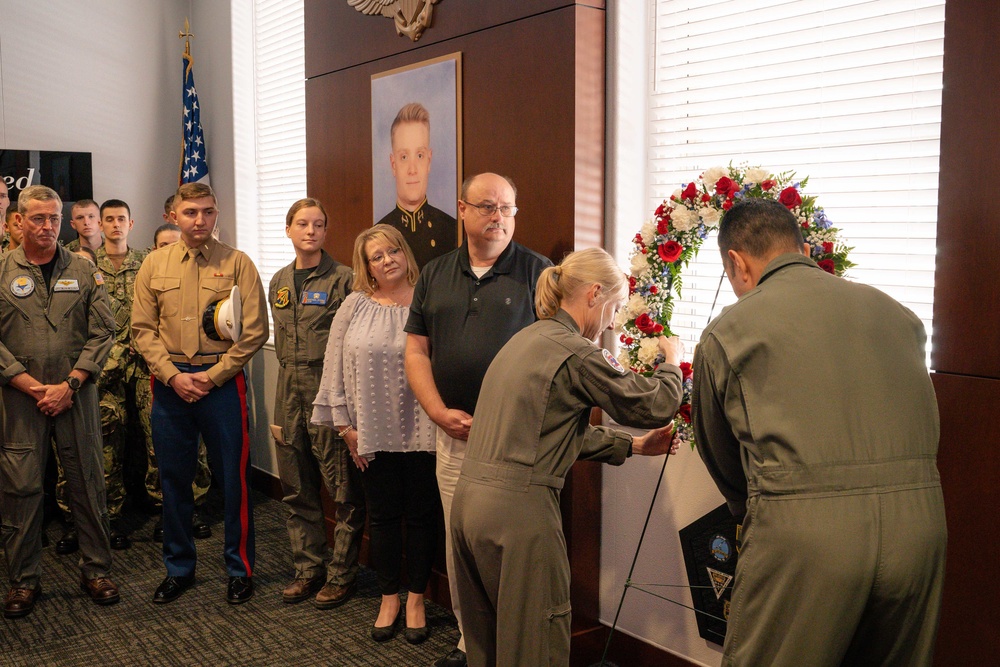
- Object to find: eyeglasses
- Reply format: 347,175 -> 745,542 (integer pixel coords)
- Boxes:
461,201 -> 518,218
27,214 -> 62,226
368,247 -> 403,265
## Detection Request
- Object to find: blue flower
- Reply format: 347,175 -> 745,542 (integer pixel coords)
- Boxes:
814,209 -> 832,229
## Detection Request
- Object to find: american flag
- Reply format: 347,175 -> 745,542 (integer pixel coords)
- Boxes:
180,49 -> 210,185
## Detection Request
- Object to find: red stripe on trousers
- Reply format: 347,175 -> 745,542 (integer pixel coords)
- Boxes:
235,372 -> 253,577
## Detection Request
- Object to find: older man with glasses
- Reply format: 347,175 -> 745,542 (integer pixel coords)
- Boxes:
0,185 -> 118,618
404,172 -> 552,667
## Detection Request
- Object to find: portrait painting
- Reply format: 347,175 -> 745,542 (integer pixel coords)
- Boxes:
371,52 -> 462,268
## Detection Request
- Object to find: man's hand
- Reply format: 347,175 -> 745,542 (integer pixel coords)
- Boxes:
169,372 -> 213,403
32,383 -> 74,417
632,424 -> 680,457
435,408 -> 473,441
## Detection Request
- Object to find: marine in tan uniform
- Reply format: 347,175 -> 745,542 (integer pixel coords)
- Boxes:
692,198 -> 946,667
450,248 -> 684,666
132,181 -> 268,605
269,198 -> 365,607
0,185 -> 120,618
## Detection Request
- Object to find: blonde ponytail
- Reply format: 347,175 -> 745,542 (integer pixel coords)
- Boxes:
535,248 -> 626,319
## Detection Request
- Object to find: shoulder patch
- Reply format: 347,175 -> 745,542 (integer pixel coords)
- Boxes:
10,275 -> 34,297
602,348 -> 626,374
274,286 -> 291,309
93,271 -> 105,285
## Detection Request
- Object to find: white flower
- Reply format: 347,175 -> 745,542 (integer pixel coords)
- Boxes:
617,348 -> 632,370
626,293 -> 648,318
671,206 -> 699,232
640,220 -> 657,245
637,337 -> 660,366
743,167 -> 769,185
630,253 -> 650,277
701,167 -> 728,190
615,303 -> 635,329
699,207 -> 721,226
671,189 -> 683,203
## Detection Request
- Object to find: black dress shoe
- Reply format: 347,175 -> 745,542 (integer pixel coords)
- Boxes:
55,527 -> 79,555
227,576 -> 253,604
109,523 -> 131,550
152,575 -> 194,604
433,649 -> 468,667
151,518 -> 163,542
371,608 -> 402,642
192,511 -> 212,539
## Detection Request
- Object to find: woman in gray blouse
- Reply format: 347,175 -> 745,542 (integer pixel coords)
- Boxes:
312,224 -> 437,644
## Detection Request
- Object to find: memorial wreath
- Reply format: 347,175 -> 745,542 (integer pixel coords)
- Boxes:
615,164 -> 855,448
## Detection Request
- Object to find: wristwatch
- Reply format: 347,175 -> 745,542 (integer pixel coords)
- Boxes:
66,376 -> 82,392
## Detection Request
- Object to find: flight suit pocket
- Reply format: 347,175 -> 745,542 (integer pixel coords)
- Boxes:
150,276 -> 182,318
545,600 -> 572,666
0,442 -> 42,497
306,310 -> 335,361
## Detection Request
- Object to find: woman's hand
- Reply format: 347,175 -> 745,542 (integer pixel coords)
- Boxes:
632,424 -> 680,457
657,335 -> 685,367
343,429 -> 368,471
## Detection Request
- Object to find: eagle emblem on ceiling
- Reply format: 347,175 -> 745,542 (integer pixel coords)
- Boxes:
348,0 -> 441,42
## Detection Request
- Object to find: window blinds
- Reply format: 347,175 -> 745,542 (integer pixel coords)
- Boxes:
642,0 -> 944,349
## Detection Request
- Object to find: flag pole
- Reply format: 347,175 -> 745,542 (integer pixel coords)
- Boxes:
178,18 -> 193,185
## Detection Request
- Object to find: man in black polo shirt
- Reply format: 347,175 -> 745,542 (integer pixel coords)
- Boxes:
405,172 -> 551,667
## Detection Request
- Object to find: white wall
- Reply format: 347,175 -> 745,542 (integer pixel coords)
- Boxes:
603,2 -> 726,665
0,0 -> 279,477
0,0 -> 188,245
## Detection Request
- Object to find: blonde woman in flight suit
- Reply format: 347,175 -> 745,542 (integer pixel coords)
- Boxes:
450,247 -> 685,666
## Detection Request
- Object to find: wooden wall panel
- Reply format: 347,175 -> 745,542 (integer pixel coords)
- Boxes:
932,0 -> 1000,377
930,373 -> 1000,665
305,7 -> 597,266
304,0 -> 604,78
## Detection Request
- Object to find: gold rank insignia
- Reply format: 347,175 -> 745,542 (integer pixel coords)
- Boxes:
275,286 -> 291,308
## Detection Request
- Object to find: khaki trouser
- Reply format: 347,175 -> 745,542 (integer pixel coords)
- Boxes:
437,429 -> 467,653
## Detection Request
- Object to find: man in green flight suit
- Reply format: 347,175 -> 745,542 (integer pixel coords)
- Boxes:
692,198 -> 946,667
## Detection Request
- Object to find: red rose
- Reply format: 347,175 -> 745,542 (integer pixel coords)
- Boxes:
649,285 -> 658,295
682,182 -> 698,200
761,179 -> 775,191
715,176 -> 740,197
701,193 -> 711,203
657,240 -> 683,263
641,247 -> 648,254
634,313 -> 659,335
655,203 -> 665,217
778,187 -> 802,209
625,337 -> 634,346
619,334 -> 627,343
801,222 -> 809,230
657,218 -> 669,235
677,404 -> 692,423
654,323 -> 664,334
822,241 -> 834,254
628,276 -> 636,294
679,361 -> 693,380
722,199 -> 733,211
818,259 -> 836,274
633,233 -> 643,245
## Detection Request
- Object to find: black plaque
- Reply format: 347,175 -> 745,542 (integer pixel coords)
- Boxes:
0,149 -> 94,245
678,503 -> 741,645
